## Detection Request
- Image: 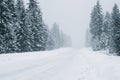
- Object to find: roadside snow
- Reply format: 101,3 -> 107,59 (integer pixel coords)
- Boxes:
0,48 -> 120,80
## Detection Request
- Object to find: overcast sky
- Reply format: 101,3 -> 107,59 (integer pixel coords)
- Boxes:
25,0 -> 120,48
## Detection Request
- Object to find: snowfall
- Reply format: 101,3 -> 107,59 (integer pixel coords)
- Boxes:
0,48 -> 120,80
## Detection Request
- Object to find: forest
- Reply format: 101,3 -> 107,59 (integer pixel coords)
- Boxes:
87,1 -> 120,56
0,0 -> 71,53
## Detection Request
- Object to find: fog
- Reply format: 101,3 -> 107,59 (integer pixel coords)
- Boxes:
25,0 -> 120,48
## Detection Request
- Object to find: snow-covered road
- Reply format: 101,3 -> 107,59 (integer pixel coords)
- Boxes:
0,48 -> 120,80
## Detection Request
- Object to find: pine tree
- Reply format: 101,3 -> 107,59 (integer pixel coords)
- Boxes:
90,1 -> 103,51
26,0 -> 48,51
42,23 -> 49,50
0,0 -> 17,53
102,12 -> 112,52
16,0 -> 30,52
101,12 -> 109,50
46,34 -> 55,50
46,25 -> 55,50
51,23 -> 61,49
111,4 -> 120,55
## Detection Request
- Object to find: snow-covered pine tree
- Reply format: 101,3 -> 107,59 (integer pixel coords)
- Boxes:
102,12 -> 112,52
15,0 -> 30,52
5,0 -> 18,53
42,23 -> 49,50
111,4 -> 120,55
101,12 -> 110,50
26,0 -> 48,51
51,23 -> 61,49
90,1 -> 103,51
46,33 -> 55,50
45,25 -> 55,50
0,0 -> 17,53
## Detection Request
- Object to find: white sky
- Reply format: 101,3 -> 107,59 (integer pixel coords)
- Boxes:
25,0 -> 120,48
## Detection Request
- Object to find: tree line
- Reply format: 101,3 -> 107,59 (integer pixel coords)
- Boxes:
0,0 -> 71,54
87,1 -> 120,55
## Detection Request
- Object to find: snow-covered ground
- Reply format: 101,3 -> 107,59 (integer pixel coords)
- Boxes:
0,48 -> 120,80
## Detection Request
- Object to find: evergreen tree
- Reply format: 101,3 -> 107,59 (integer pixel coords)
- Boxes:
46,33 -> 55,50
90,1 -> 103,51
51,23 -> 61,49
0,0 -> 17,53
16,0 -> 30,52
42,23 -> 49,50
26,0 -> 48,51
111,4 -> 120,55
102,12 -> 112,52
46,25 -> 55,50
101,12 -> 109,50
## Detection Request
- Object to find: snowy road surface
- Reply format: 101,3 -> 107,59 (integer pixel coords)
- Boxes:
0,48 -> 120,80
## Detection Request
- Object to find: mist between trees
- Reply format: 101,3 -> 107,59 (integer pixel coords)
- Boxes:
0,0 -> 72,54
86,1 -> 120,56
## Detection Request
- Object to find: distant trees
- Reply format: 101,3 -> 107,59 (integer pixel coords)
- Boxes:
46,23 -> 72,50
50,23 -> 61,49
0,0 -> 71,54
88,1 -> 120,55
